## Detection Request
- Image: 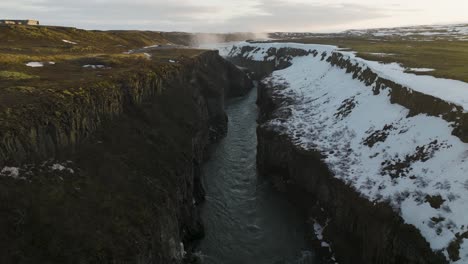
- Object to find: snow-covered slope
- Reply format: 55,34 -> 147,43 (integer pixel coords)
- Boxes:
269,24 -> 468,41
229,42 -> 468,263
345,24 -> 468,40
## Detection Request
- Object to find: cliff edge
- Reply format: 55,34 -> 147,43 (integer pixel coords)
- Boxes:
0,26 -> 253,263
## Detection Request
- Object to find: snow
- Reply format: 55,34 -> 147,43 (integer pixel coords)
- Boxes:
345,24 -> 468,39
83,64 -> 110,69
62,39 -> 77,45
0,162 -> 75,182
169,59 -> 176,63
408,68 -> 435,72
144,44 -> 160,49
228,42 -> 468,262
25,62 -> 44,67
454,240 -> 468,264
51,163 -> 74,174
51,164 -> 66,171
0,167 -> 21,179
312,218 -> 338,263
25,61 -> 55,67
321,242 -> 330,248
367,52 -> 394,57
180,242 -> 187,258
313,221 -> 325,240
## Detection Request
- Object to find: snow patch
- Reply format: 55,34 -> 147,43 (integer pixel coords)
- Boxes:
83,64 -> 111,69
408,68 -> 435,72
0,167 -> 22,179
367,52 -> 395,57
1,161 -> 76,181
62,39 -> 77,45
144,44 -> 160,49
312,219 -> 338,263
26,62 -> 44,67
26,61 -> 55,67
51,163 -> 74,174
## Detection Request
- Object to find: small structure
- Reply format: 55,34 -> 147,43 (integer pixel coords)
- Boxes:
0,20 -> 39,26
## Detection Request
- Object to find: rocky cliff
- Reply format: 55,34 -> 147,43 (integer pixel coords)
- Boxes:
227,43 -> 468,264
0,49 -> 252,263
256,83 -> 446,264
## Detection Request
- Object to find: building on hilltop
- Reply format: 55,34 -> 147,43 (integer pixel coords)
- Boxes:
0,20 -> 39,26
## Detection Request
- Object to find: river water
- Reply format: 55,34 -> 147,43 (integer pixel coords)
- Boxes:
196,86 -> 318,264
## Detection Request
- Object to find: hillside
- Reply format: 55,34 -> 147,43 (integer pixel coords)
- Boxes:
268,24 -> 468,83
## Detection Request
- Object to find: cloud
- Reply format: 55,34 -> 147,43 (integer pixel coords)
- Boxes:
0,0 -> 466,32
208,1 -> 390,32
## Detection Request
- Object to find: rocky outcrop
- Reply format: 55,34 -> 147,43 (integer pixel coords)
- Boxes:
0,50 -> 252,263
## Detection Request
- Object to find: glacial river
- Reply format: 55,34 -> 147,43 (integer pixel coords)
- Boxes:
196,86 -> 318,264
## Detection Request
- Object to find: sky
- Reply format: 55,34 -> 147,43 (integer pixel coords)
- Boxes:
1,0 -> 468,33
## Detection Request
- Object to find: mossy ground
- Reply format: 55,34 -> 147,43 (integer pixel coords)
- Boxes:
275,36 -> 468,83
0,24 -> 209,125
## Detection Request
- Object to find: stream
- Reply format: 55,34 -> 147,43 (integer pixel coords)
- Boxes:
196,85 -> 318,264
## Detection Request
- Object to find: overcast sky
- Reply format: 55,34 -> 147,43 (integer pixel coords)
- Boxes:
1,0 -> 468,33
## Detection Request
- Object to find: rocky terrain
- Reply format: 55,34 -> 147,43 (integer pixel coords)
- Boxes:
0,25 -> 252,263
225,42 -> 468,264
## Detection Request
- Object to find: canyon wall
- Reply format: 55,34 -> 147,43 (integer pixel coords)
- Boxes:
0,50 -> 252,263
227,44 -> 462,264
256,82 -> 446,264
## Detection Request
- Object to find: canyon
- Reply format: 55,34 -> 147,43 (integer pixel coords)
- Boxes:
2,23 -> 468,264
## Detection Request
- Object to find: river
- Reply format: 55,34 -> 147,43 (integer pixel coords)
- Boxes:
196,85 -> 318,264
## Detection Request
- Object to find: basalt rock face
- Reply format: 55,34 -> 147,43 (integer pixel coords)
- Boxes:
256,82 -> 447,264
0,51 -> 252,264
